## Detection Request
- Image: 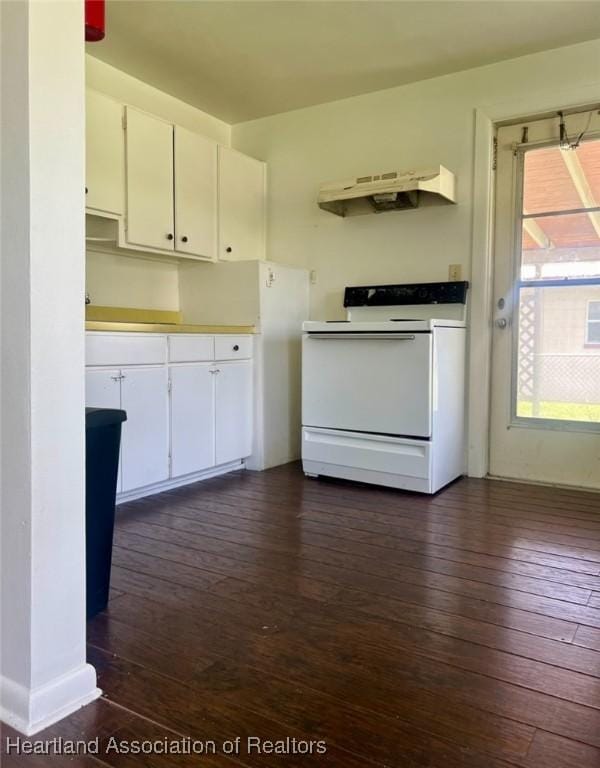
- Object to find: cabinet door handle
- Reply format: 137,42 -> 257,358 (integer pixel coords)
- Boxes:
166,233 -> 174,241
225,246 -> 232,253
210,368 -> 220,374
233,344 -> 239,351
181,236 -> 188,243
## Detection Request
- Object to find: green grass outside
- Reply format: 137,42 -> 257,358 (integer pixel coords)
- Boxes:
517,400 -> 600,422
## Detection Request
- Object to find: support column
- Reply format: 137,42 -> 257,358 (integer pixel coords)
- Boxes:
1,0 -> 99,735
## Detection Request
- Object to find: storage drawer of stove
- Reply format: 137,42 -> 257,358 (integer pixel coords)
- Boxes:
302,427 -> 431,479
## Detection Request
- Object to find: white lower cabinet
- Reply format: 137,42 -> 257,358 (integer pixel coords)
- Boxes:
85,368 -> 123,493
170,363 -> 215,477
215,361 -> 253,465
86,368 -> 121,410
85,332 -> 253,499
120,367 -> 170,492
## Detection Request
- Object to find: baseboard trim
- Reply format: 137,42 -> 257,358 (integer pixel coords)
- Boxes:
116,460 -> 245,504
0,663 -> 100,736
487,473 -> 600,494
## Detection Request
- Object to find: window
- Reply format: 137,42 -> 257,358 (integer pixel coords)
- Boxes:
587,301 -> 600,344
514,137 -> 600,424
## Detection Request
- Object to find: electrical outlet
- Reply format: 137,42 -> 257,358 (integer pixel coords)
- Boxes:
448,264 -> 462,281
310,270 -> 318,285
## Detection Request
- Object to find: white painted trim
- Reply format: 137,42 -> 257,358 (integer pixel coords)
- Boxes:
467,109 -> 495,477
488,473 -> 600,494
116,460 -> 245,504
0,665 -> 100,737
246,334 -> 265,471
467,81 -> 600,478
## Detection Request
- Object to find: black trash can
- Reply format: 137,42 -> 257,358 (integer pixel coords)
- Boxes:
85,407 -> 127,619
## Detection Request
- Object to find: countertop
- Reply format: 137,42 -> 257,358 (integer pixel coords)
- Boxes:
85,321 -> 255,334
85,305 -> 255,335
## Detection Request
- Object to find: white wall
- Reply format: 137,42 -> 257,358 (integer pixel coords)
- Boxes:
1,0 -> 98,735
86,250 -> 180,310
232,38 -> 600,320
85,56 -> 231,310
86,55 -> 230,144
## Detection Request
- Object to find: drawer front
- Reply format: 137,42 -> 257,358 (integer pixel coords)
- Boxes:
214,335 -> 252,361
168,335 -> 214,363
86,333 -> 167,367
302,427 -> 431,479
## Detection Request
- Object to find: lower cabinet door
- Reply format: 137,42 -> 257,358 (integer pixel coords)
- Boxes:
86,368 -> 121,409
120,367 -> 170,492
170,363 -> 215,477
215,361 -> 253,465
85,368 -> 123,493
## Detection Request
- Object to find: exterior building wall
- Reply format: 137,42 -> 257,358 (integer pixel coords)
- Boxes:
520,286 -> 600,404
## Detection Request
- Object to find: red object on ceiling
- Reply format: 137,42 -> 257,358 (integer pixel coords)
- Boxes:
85,0 -> 105,42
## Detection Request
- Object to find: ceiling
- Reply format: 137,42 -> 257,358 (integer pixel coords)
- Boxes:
88,1 -> 600,124
522,141 -> 600,263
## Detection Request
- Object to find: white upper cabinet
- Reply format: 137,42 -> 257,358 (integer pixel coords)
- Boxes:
174,126 -> 217,260
218,146 -> 266,261
85,93 -> 264,262
86,90 -> 124,215
125,107 -> 175,253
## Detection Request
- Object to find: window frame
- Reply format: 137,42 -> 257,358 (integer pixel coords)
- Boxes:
509,138 -> 600,433
586,299 -> 600,346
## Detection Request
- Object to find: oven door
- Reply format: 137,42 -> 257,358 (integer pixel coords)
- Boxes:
302,332 -> 433,438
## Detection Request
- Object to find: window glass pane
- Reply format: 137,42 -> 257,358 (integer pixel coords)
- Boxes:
523,139 -> 600,215
521,212 -> 600,280
588,301 -> 600,321
516,285 -> 600,423
588,322 -> 600,344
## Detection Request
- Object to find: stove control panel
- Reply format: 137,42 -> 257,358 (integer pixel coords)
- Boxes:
344,281 -> 469,307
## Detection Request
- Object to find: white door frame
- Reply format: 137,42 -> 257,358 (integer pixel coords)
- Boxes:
468,82 -> 600,477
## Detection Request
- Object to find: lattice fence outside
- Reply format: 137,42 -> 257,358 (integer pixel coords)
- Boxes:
532,354 -> 600,403
517,290 -> 537,400
517,288 -> 600,406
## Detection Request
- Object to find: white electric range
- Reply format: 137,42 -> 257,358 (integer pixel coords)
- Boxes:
301,281 -> 468,494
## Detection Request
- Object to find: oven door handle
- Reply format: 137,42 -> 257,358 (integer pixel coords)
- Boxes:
306,333 -> 416,341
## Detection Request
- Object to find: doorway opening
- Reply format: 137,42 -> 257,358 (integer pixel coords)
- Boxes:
489,108 -> 600,488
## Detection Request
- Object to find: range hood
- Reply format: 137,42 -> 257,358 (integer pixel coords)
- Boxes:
318,165 -> 456,217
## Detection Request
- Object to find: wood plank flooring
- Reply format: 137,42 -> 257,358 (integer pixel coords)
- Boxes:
3,462 -> 600,766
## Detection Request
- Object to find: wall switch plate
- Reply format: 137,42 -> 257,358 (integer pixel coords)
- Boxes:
448,264 -> 462,281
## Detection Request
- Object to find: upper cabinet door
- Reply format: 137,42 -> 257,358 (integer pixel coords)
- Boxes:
174,127 -> 217,260
125,107 -> 175,252
218,146 -> 266,261
86,90 -> 124,215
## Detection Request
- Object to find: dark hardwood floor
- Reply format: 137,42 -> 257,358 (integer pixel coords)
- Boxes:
3,462 -> 600,766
